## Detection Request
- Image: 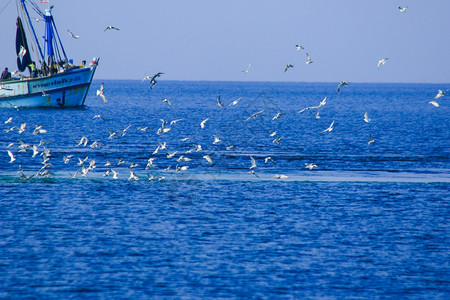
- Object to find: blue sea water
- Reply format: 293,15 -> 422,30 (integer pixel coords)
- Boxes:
0,80 -> 449,298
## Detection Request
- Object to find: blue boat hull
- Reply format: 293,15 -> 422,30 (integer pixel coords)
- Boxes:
0,59 -> 98,108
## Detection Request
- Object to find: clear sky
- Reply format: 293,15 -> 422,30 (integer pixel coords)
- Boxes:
1,0 -> 449,83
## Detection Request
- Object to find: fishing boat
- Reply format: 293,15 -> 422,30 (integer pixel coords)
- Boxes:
0,0 -> 98,108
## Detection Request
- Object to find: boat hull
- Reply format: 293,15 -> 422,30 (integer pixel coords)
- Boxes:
0,60 -> 98,108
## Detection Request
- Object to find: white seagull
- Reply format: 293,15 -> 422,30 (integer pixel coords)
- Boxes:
398,6 -> 408,13
434,89 -> 446,100
364,112 -> 371,123
295,44 -> 304,51
377,58 -> 389,69
322,120 -> 334,133
245,110 -> 264,121
306,53 -> 313,64
96,82 -> 107,103
217,95 -> 224,108
200,117 -> 210,129
429,101 -> 439,107
104,26 -> 120,31
7,150 -> 16,163
249,156 -> 257,169
241,64 -> 251,74
161,98 -> 172,107
305,163 -> 318,170
336,81 -> 349,93
67,29 -> 79,39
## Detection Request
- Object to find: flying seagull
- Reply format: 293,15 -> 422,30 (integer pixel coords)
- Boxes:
216,95 -> 224,108
241,64 -> 251,74
398,6 -> 408,13
7,150 -> 16,163
368,134 -> 375,145
364,112 -> 371,123
429,101 -> 439,107
295,44 -> 304,51
377,58 -> 389,69
96,82 -> 107,103
322,120 -> 335,133
200,117 -> 210,129
245,110 -> 264,121
143,72 -> 164,89
67,29 -> 79,39
104,26 -> 120,31
306,53 -> 313,64
434,89 -> 447,100
336,81 -> 349,93
284,64 -> 294,73
226,97 -> 243,109
305,163 -> 318,170
161,98 -> 172,107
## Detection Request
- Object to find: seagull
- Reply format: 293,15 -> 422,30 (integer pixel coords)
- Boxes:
4,117 -> 12,124
96,82 -> 107,103
245,110 -> 264,121
120,124 -> 132,136
18,123 -> 26,134
213,135 -> 221,144
265,157 -> 275,164
272,112 -> 285,120
364,112 -> 371,123
368,134 -> 375,145
200,117 -> 210,129
306,53 -> 313,64
93,114 -> 105,121
63,155 -> 73,164
273,136 -> 282,144
144,72 -> 164,89
216,95 -> 224,108
31,145 -> 39,157
274,174 -> 288,179
295,44 -> 304,51
128,168 -> 139,181
377,58 -> 389,69
336,81 -> 349,93
298,96 -> 327,114
67,29 -> 79,39
111,169 -> 119,179
434,89 -> 447,100
249,170 -> 260,178
429,101 -> 439,107
249,156 -> 257,169
108,129 -> 119,139
203,155 -> 213,164
161,98 -> 172,107
17,45 -> 26,59
398,6 -> 408,13
7,150 -> 16,163
170,119 -> 184,126
305,163 -> 318,170
315,110 -> 321,119
284,64 -> 294,72
104,26 -> 120,31
226,97 -> 243,109
322,120 -> 334,133
241,64 -> 251,74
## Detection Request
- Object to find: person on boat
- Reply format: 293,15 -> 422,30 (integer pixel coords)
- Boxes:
1,67 -> 11,80
28,61 -> 37,78
79,60 -> 86,68
40,61 -> 49,76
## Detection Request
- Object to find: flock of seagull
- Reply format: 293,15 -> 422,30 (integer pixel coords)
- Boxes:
1,4 -> 447,182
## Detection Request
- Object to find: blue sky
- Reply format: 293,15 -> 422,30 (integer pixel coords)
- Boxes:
1,0 -> 449,83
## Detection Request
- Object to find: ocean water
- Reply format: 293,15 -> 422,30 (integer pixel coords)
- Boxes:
0,80 -> 449,298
